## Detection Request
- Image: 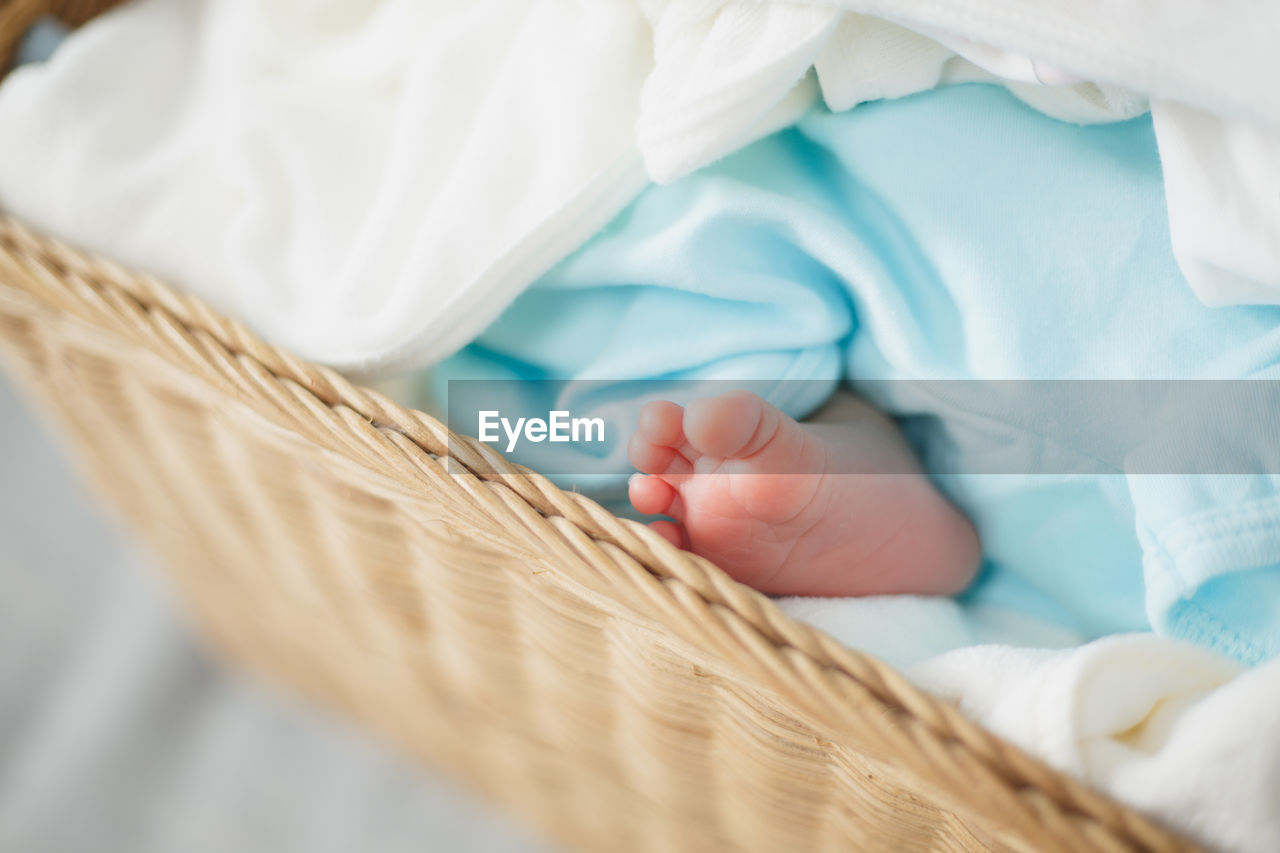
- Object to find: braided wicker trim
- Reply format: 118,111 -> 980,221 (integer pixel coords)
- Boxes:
0,216 -> 1197,851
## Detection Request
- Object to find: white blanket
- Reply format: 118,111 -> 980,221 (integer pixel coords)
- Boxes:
0,0 -> 653,374
4,0 -> 1278,376
912,638 -> 1280,853
784,596 -> 1276,852
637,0 -> 1280,309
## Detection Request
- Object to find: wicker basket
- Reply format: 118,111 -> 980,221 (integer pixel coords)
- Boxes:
0,3 -> 1201,851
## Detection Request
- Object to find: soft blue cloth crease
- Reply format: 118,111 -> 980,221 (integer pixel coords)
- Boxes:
15,17 -> 68,65
429,83 -> 1280,665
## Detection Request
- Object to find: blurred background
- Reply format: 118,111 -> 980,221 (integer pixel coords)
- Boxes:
0,370 -> 557,853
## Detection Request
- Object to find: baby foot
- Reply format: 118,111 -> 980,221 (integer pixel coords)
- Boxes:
627,391 -> 979,597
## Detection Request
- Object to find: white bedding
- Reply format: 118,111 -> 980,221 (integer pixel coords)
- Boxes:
3,0 -> 1276,377
784,596 -> 1277,851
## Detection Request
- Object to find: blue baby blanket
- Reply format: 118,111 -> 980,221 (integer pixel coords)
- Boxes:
433,84 -> 1280,663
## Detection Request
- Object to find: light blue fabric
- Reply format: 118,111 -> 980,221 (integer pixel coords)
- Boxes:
431,83 -> 1280,664
15,18 -> 68,66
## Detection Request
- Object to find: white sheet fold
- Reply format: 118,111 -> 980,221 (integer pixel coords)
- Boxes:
787,597 -> 1277,852
917,638 -> 1280,853
0,0 -> 653,374
5,0 -> 1280,376
1152,101 -> 1280,308
637,0 -> 1280,302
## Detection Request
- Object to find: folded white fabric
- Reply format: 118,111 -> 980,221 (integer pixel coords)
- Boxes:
637,0 -> 1280,301
1153,101 -> 1280,307
788,594 -> 1276,852
637,0 -> 1152,182
7,0 -> 1279,378
0,0 -> 652,374
913,636 -> 1280,853
635,0 -> 839,180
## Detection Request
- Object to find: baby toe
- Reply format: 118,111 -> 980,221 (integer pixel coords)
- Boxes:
627,430 -> 693,476
638,400 -> 686,447
628,473 -> 682,517
647,519 -> 687,549
684,390 -> 776,459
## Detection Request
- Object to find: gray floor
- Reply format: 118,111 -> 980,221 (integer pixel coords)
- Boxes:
0,372 -> 557,853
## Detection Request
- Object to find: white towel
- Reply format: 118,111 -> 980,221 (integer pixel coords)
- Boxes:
1152,101 -> 1280,307
0,0 -> 652,375
788,595 -> 1278,852
913,637 -> 1280,853
637,0 -> 1280,304
8,0 -> 1278,378
637,1 -> 1152,182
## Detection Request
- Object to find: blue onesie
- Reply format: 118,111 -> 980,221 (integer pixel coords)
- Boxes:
431,84 -> 1280,665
